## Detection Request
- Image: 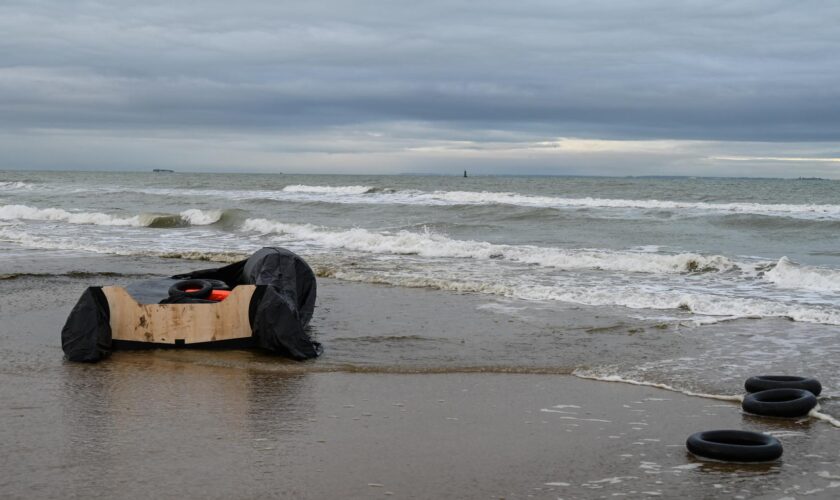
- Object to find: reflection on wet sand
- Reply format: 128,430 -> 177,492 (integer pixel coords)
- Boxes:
59,353 -> 314,498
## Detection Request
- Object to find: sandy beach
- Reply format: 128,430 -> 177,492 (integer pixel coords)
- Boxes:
2,265 -> 839,499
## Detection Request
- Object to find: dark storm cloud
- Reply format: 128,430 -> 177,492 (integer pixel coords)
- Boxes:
1,0 -> 839,173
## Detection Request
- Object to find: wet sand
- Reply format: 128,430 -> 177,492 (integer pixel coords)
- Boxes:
3,366 -> 840,499
1,266 -> 839,498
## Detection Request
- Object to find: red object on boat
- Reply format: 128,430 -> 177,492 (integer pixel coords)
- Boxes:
185,288 -> 231,301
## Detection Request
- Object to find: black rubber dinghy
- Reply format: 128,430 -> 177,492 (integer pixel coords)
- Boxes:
62,247 -> 321,362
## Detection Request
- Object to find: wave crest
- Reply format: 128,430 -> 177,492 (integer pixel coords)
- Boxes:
0,204 -> 142,226
419,191 -> 840,219
281,184 -> 375,195
0,181 -> 32,190
765,257 -> 840,292
109,185 -> 840,220
0,204 -> 225,228
179,209 -> 224,226
242,218 -> 737,274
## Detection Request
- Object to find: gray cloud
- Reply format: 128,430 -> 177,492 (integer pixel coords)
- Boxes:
1,0 -> 839,174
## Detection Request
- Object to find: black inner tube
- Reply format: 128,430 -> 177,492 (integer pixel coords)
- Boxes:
742,388 -> 817,418
745,375 -> 822,396
686,430 -> 782,462
168,279 -> 213,299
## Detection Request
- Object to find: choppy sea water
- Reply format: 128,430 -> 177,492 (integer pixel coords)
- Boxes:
2,171 -> 839,415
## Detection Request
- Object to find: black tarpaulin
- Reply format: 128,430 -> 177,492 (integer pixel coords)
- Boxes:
61,247 -> 321,362
61,287 -> 112,362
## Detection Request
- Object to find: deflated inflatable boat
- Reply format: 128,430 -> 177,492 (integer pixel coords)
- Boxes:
61,247 -> 321,362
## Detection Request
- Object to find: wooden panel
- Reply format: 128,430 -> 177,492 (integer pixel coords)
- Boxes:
103,285 -> 256,344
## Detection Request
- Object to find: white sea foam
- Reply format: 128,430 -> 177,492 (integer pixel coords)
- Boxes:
0,204 -> 223,227
239,218 -> 840,324
57,184 -> 840,220
280,188 -> 840,219
765,256 -> 840,293
0,181 -> 31,190
281,184 -> 374,195
379,189 -> 840,219
179,209 -> 223,225
514,284 -> 840,325
3,213 -> 838,325
810,408 -> 840,428
0,226 -> 249,262
261,185 -> 840,219
3,206 -> 838,325
0,204 -> 143,226
416,190 -> 840,219
574,370 -> 840,427
242,218 -> 738,274
321,268 -> 840,326
571,370 -> 743,402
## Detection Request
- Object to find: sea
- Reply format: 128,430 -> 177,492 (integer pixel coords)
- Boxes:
1,170 -> 839,419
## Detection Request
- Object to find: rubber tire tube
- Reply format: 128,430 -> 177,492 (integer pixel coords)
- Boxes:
742,388 -> 817,418
198,279 -> 231,291
745,375 -> 822,396
168,279 -> 213,299
686,430 -> 782,462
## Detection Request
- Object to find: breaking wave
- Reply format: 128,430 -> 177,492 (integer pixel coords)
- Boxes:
242,218 -> 738,274
0,181 -> 32,190
0,204 -> 142,226
0,226 -> 249,262
764,257 -> 840,293
572,368 -> 839,426
413,191 -> 840,219
178,209 -> 225,226
0,204 -> 225,228
37,184 -> 840,220
320,269 -> 840,326
281,184 -> 375,195
222,186 -> 840,219
3,215 -> 838,325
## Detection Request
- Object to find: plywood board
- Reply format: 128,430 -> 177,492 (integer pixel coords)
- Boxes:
103,285 -> 256,344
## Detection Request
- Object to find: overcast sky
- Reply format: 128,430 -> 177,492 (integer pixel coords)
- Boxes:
1,0 -> 839,177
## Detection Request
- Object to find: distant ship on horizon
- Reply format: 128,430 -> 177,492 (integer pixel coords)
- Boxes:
152,169 -> 174,173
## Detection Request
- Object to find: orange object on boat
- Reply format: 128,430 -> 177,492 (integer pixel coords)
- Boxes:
185,288 -> 231,301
